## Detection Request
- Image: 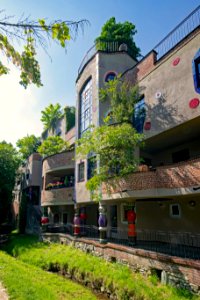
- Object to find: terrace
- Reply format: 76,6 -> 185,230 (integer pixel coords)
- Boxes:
77,5 -> 200,76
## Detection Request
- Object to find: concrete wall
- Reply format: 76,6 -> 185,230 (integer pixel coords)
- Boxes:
136,197 -> 200,234
125,28 -> 200,139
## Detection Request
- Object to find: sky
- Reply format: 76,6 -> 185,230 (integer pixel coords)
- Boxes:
0,0 -> 200,146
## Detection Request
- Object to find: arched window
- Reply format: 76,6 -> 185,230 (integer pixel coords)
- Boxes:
80,78 -> 92,136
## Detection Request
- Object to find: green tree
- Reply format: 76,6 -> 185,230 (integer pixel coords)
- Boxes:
0,13 -> 87,88
95,17 -> 140,59
41,103 -> 63,134
0,141 -> 21,224
37,136 -> 69,157
64,106 -> 76,132
76,78 -> 144,200
100,75 -> 140,123
16,135 -> 41,160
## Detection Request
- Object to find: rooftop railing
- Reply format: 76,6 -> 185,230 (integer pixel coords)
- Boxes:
154,5 -> 200,59
78,6 -> 200,76
78,41 -> 130,76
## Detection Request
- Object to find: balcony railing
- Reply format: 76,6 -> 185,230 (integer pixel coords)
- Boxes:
154,5 -> 200,59
41,187 -> 74,206
78,41 -> 131,76
44,224 -> 200,259
102,156 -> 200,194
78,6 -> 200,77
43,151 -> 74,174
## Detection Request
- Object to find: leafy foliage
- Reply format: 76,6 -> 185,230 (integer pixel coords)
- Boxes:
64,106 -> 76,132
76,122 -> 143,199
41,103 -> 63,134
16,134 -> 41,160
0,141 -> 21,224
37,136 -> 69,156
0,14 -> 88,87
95,17 -> 140,59
100,75 -> 140,123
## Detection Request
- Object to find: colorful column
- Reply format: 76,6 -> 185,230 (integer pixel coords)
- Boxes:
98,202 -> 107,244
73,205 -> 80,237
80,207 -> 87,236
127,208 -> 136,245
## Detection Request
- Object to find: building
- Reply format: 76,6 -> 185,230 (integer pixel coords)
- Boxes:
43,6 -> 200,291
13,153 -> 42,234
41,110 -> 76,231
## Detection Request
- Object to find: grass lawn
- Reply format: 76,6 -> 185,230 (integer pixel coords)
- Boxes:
0,249 -> 96,299
2,233 -> 199,300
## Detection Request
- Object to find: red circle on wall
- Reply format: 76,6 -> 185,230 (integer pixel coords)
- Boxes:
189,98 -> 200,109
144,121 -> 151,130
172,57 -> 180,66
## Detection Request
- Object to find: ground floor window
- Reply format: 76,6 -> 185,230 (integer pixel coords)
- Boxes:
170,204 -> 181,218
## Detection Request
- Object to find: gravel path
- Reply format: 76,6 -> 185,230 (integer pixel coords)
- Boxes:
0,282 -> 9,300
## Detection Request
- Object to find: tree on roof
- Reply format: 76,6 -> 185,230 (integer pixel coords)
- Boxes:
41,103 -> 63,134
95,17 -> 140,60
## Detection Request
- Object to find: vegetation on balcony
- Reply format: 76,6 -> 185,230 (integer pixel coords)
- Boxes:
46,176 -> 74,190
76,77 -> 144,200
2,234 -> 197,300
95,17 -> 140,59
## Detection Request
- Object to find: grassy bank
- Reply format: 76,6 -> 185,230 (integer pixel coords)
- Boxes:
2,233 -> 199,300
0,244 -> 97,299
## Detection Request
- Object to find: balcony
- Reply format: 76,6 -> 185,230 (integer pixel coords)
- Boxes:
102,157 -> 200,197
41,187 -> 74,206
43,151 -> 74,175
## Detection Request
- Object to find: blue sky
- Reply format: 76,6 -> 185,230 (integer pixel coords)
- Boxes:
0,0 -> 199,145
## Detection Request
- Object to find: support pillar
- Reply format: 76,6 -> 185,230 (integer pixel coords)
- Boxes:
98,202 -> 107,244
80,207 -> 87,236
73,205 -> 80,237
127,207 -> 136,245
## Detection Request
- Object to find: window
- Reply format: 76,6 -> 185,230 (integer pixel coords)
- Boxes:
87,157 -> 97,180
121,204 -> 135,223
80,79 -> 92,136
105,72 -> 116,82
192,49 -> 200,94
170,204 -> 181,218
78,162 -> 85,182
172,149 -> 190,163
195,57 -> 200,88
133,97 -> 146,133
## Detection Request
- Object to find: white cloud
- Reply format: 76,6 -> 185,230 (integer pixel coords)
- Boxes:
0,64 -> 43,146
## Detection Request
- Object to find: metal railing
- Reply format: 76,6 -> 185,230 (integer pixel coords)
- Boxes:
154,5 -> 200,59
78,41 -> 129,75
44,224 -> 200,259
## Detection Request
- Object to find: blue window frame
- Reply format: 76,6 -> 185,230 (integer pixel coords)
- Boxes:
80,79 -> 92,136
133,97 -> 146,133
192,48 -> 200,94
